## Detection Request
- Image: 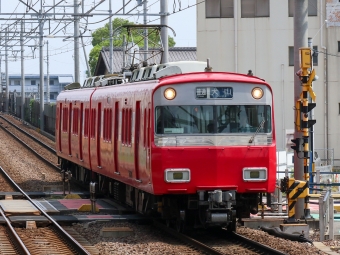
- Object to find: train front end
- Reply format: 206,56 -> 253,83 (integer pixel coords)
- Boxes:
152,72 -> 276,230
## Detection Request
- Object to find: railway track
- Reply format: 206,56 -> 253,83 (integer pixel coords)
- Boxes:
0,114 -> 57,168
0,165 -> 96,254
0,113 -> 86,193
153,221 -> 288,255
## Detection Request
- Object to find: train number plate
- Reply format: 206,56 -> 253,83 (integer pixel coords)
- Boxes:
196,87 -> 233,99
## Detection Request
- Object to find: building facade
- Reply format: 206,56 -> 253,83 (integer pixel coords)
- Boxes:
4,74 -> 73,102
197,0 -> 340,163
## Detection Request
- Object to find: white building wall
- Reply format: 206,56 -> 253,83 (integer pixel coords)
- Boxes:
197,0 -> 340,163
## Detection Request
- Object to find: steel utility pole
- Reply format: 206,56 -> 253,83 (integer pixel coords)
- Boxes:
39,5 -> 45,131
160,0 -> 168,63
74,0 -> 80,82
21,21 -> 25,119
0,48 -> 1,95
293,0 -> 308,220
5,27 -> 9,113
109,0 -> 113,73
144,0 -> 148,62
46,40 -> 50,103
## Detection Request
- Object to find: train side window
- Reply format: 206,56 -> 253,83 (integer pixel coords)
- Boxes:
109,109 -> 112,141
90,109 -> 96,139
128,108 -> 132,145
84,108 -> 89,138
103,109 -> 107,141
62,107 -> 68,132
147,108 -> 151,148
121,109 -> 125,144
76,108 -> 79,134
72,108 -> 79,135
143,109 -> 147,148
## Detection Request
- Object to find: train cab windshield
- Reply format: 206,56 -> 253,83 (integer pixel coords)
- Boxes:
155,105 -> 271,135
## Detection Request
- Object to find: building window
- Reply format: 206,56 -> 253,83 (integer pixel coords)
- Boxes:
289,0 -> 317,17
312,46 -> 318,66
31,80 -> 36,85
206,0 -> 234,18
14,80 -> 20,85
241,0 -> 269,18
338,41 -> 340,52
289,46 -> 318,66
289,47 -> 294,66
50,79 -> 54,85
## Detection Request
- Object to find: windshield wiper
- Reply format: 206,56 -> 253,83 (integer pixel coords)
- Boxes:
249,119 -> 265,144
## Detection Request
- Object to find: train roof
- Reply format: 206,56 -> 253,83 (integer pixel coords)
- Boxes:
62,61 -> 268,92
158,71 -> 268,87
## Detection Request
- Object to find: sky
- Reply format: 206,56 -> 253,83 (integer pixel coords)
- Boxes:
0,0 -> 197,85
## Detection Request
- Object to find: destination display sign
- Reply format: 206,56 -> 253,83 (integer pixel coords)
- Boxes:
196,87 -> 233,99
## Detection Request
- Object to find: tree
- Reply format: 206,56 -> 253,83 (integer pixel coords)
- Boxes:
88,18 -> 176,75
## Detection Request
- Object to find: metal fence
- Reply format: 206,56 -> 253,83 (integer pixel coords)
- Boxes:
318,190 -> 334,241
3,93 -> 56,137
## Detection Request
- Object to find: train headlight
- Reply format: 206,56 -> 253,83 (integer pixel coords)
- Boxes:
251,87 -> 263,99
243,167 -> 267,182
164,88 -> 176,100
165,169 -> 190,183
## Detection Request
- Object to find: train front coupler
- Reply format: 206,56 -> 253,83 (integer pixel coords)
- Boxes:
198,189 -> 236,226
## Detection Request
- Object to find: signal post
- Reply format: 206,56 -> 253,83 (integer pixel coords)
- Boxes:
282,47 -> 316,222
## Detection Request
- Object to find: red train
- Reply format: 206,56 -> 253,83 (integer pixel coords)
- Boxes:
56,61 -> 277,232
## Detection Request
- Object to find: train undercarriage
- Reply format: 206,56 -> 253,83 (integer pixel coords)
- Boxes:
60,158 -> 260,232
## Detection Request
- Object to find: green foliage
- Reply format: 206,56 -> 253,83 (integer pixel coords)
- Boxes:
89,18 -> 176,75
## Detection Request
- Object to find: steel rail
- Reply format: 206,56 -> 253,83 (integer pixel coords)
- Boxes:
0,115 -> 55,153
231,231 -> 288,255
0,206 -> 31,254
153,220 -> 225,255
0,119 -> 58,170
0,165 -> 91,255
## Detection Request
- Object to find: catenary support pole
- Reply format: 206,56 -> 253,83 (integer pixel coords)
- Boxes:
39,3 -> 45,131
74,0 -> 79,82
46,40 -> 50,103
5,27 -> 9,113
21,21 -> 25,119
109,0 -> 113,73
160,0 -> 168,63
293,0 -> 308,220
144,0 -> 148,62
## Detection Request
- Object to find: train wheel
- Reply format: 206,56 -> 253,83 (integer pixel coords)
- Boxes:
226,219 -> 236,233
175,218 -> 184,233
165,219 -> 172,228
175,210 -> 186,233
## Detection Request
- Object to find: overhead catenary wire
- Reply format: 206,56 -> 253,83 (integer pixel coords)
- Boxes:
1,1 -> 197,66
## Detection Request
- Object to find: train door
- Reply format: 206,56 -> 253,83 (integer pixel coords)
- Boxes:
97,103 -> 102,167
58,103 -> 62,152
114,102 -> 119,173
79,103 -> 83,161
68,103 -> 72,156
134,101 -> 141,181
